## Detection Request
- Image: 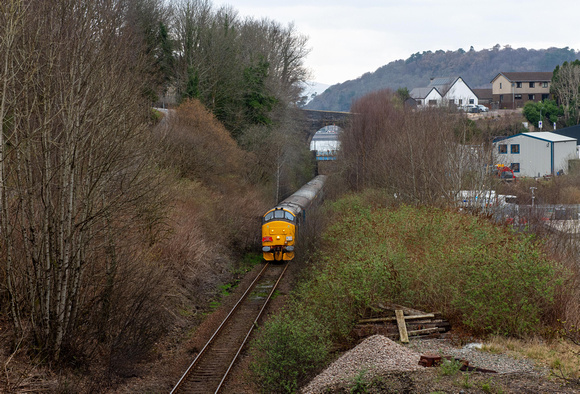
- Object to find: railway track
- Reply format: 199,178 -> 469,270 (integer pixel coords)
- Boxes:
171,262 -> 288,393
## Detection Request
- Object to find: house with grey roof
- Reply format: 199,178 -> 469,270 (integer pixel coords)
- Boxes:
410,76 -> 478,108
493,132 -> 577,177
491,72 -> 553,109
408,87 -> 442,107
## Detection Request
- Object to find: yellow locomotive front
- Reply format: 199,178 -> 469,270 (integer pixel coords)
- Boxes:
261,207 -> 296,262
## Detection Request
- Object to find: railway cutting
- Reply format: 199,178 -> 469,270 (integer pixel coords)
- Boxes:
171,262 -> 288,393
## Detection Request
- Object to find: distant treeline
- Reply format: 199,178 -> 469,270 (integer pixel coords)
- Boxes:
305,45 -> 579,112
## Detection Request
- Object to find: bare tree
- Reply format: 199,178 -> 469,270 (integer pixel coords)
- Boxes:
0,0 -> 167,361
552,61 -> 580,126
0,0 -> 28,338
239,18 -> 311,106
341,90 -> 488,206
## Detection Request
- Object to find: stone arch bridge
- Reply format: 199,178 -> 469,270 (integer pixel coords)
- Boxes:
298,109 -> 352,143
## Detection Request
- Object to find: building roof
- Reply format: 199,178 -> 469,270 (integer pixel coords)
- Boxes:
409,87 -> 441,99
553,124 -> 580,145
522,132 -> 575,142
491,72 -> 553,83
427,76 -> 460,96
428,76 -> 478,98
496,131 -> 576,143
473,88 -> 493,100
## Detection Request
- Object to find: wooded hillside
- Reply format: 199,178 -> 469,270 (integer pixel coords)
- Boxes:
305,45 -> 579,112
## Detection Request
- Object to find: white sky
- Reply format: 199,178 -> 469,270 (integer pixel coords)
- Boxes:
221,0 -> 580,86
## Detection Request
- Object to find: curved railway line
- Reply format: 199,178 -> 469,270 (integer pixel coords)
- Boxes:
171,262 -> 288,393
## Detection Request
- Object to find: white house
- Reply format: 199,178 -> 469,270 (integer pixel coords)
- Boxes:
410,76 -> 478,108
493,132 -> 577,177
408,87 -> 442,107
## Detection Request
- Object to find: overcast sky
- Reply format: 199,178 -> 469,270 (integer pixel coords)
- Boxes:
221,0 -> 580,86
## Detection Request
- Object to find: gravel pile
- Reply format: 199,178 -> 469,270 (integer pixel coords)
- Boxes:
302,335 -> 422,394
408,338 -> 546,376
302,335 -> 547,394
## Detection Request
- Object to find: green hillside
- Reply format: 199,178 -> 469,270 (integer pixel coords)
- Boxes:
305,45 -> 578,112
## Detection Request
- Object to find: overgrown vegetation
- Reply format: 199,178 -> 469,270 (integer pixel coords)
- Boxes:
250,90 -> 580,392
250,193 -> 565,392
0,0 -> 313,388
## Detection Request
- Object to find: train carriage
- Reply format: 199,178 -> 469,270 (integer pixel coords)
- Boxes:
261,175 -> 327,262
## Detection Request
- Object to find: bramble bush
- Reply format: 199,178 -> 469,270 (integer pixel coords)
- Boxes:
319,194 -> 563,336
250,304 -> 332,393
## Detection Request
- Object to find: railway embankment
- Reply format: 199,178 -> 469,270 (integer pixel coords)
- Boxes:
248,190 -> 580,393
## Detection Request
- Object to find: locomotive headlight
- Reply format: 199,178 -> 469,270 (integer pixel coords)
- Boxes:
276,235 -> 280,240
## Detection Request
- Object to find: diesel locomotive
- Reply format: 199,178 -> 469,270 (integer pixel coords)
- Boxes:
261,175 -> 327,262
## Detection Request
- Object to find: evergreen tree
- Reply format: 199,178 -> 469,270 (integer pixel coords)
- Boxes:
243,57 -> 278,126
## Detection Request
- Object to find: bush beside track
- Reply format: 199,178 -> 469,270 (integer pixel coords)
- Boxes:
250,190 -> 567,393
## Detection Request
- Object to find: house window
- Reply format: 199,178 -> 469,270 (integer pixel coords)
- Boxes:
458,99 -> 463,105
528,94 -> 535,100
416,99 -> 422,105
510,163 -> 520,172
515,94 -> 522,99
511,144 -> 520,154
428,99 -> 437,106
500,95 -> 503,102
498,144 -> 508,154
500,82 -> 502,89
516,82 -> 522,88
542,94 -> 549,100
542,82 -> 549,88
469,99 -> 474,104
529,82 -> 535,88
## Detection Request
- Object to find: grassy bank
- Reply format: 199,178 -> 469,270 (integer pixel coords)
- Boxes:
250,190 -> 567,392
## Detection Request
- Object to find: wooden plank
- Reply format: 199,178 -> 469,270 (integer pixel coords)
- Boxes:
358,313 -> 435,324
408,327 -> 445,336
380,303 -> 427,316
395,310 -> 409,343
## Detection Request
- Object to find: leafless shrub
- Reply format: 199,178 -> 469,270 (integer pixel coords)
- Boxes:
153,101 -> 272,312
339,90 -> 487,206
157,99 -> 250,182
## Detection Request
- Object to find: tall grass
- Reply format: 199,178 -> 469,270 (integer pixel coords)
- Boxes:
250,191 -> 566,392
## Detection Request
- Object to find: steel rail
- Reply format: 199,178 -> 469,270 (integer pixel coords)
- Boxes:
170,263 -> 271,394
215,262 -> 289,393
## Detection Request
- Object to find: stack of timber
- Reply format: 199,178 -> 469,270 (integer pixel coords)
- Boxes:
352,304 -> 450,342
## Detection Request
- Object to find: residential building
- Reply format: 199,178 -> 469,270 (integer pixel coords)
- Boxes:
410,76 -> 477,108
473,88 -> 493,106
493,132 -> 576,177
408,87 -> 442,107
491,72 -> 552,109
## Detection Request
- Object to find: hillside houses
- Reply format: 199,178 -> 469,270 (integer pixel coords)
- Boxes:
491,72 -> 553,109
410,76 -> 477,108
409,71 -> 553,110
